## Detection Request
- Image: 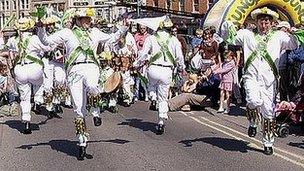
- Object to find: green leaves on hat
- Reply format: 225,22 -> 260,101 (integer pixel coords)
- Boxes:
30,6 -> 46,19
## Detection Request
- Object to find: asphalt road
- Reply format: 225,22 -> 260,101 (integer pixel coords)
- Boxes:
0,102 -> 304,170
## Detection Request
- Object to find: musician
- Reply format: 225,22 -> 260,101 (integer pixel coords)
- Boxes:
98,51 -> 118,113
14,17 -> 54,134
36,8 -> 128,160
136,17 -> 185,135
111,32 -> 137,107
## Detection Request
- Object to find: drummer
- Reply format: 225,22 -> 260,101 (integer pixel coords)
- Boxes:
98,51 -> 119,113
105,31 -> 137,107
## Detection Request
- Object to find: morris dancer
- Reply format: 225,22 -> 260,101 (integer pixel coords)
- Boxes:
221,7 -> 299,155
37,8 -> 127,160
135,17 -> 185,135
14,18 -> 54,134
42,15 -> 68,117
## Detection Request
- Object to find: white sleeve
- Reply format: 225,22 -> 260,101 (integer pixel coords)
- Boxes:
174,38 -> 185,71
277,31 -> 299,51
37,27 -> 68,47
93,27 -> 127,44
31,36 -> 53,52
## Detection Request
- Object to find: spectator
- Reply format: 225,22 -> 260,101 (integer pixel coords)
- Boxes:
191,28 -> 203,49
213,50 -> 236,113
172,25 -> 188,58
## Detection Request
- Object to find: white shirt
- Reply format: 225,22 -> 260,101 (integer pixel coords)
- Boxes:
20,32 -> 53,63
137,30 -> 185,71
6,36 -> 19,52
38,27 -> 126,64
233,29 -> 298,86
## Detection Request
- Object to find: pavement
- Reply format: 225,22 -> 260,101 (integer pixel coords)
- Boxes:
0,101 -> 304,170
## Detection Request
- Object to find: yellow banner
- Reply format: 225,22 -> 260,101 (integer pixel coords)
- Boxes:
225,0 -> 304,25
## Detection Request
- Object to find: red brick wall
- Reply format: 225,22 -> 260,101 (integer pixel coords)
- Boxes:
145,0 -> 208,14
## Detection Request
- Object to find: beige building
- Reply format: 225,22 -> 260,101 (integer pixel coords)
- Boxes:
0,0 -> 31,30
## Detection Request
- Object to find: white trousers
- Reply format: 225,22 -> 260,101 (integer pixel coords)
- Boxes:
244,70 -> 276,147
147,65 -> 172,122
14,63 -> 44,121
121,71 -> 134,104
67,63 -> 100,118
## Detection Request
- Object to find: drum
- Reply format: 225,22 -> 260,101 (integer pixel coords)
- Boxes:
103,72 -> 122,93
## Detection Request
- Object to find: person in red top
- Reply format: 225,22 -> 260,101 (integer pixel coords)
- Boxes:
133,24 -> 150,101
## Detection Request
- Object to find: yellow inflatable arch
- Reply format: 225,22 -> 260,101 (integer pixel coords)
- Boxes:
226,0 -> 304,25
204,0 -> 304,29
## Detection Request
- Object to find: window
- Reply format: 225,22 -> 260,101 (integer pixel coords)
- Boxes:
21,0 -> 24,9
166,0 -> 171,10
13,0 -> 16,10
26,0 -> 29,9
193,0 -> 199,12
1,14 -> 4,28
179,0 -> 185,11
5,0 -> 9,10
153,0 -> 158,7
1,1 -> 4,10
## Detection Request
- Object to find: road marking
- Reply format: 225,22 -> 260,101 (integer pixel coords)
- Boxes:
198,115 -> 304,162
180,112 -> 304,168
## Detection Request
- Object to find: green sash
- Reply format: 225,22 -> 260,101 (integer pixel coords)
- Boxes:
17,36 -> 43,66
244,31 -> 279,78
148,32 -> 176,66
65,27 -> 98,69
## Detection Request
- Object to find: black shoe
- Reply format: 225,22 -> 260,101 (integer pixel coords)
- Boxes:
108,106 -> 118,114
62,104 -> 73,109
23,122 -> 32,134
156,124 -> 164,135
48,111 -> 62,119
78,146 -> 93,161
54,105 -> 63,113
93,116 -> 102,126
122,102 -> 131,107
149,101 -> 157,111
264,146 -> 273,155
248,126 -> 257,137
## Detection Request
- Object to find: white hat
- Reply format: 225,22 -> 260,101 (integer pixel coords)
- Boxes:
276,21 -> 291,29
251,7 -> 279,20
75,8 -> 95,18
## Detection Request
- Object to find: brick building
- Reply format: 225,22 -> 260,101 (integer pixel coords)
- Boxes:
145,0 -> 210,15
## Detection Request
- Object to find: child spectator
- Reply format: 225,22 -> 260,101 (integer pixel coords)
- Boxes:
213,50 -> 236,113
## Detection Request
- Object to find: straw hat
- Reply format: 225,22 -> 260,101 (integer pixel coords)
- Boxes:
251,7 -> 279,20
15,17 -> 35,31
62,8 -> 76,25
75,8 -> 95,18
42,15 -> 60,25
159,16 -> 173,29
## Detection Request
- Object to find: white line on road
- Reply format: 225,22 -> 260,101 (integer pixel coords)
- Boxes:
180,112 -> 304,168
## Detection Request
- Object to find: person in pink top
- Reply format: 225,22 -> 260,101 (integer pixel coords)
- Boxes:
213,50 -> 236,113
134,24 -> 150,51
